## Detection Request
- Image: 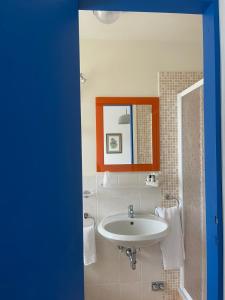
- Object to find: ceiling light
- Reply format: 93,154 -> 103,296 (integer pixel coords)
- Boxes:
93,11 -> 120,24
118,108 -> 130,125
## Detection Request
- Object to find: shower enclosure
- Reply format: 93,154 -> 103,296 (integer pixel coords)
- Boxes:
177,79 -> 206,300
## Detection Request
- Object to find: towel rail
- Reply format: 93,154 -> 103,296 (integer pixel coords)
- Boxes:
165,193 -> 180,208
84,212 -> 95,220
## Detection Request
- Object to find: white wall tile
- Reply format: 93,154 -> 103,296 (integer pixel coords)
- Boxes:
139,188 -> 161,214
118,173 -> 139,186
138,173 -> 149,185
85,284 -> 120,300
83,196 -> 97,220
83,175 -> 97,191
97,193 -> 140,222
119,251 -> 141,283
120,282 -> 142,300
96,172 -> 119,187
84,172 -> 173,299
85,237 -> 120,285
142,283 -> 163,300
139,244 -> 163,283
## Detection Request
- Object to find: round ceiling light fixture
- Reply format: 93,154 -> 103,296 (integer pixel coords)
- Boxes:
118,108 -> 130,125
93,11 -> 120,24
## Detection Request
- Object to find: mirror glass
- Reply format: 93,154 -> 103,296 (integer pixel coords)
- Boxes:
103,105 -> 152,165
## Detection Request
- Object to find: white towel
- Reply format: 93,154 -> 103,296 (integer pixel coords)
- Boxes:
83,218 -> 96,266
155,206 -> 185,270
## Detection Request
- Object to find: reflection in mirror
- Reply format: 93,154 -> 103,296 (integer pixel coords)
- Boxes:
103,105 -> 152,165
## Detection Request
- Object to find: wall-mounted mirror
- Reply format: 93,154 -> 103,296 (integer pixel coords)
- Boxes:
96,97 -> 160,172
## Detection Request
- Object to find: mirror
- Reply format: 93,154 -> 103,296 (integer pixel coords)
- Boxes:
103,105 -> 153,165
96,97 -> 160,172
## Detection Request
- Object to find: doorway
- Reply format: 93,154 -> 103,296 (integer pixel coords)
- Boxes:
77,2 -> 222,299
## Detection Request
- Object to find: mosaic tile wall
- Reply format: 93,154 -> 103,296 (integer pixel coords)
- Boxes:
159,71 -> 203,300
135,105 -> 152,164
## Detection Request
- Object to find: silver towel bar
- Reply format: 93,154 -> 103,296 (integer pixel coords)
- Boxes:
165,193 -> 180,208
84,212 -> 95,220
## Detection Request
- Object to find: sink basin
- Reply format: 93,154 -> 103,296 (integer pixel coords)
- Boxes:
98,213 -> 169,248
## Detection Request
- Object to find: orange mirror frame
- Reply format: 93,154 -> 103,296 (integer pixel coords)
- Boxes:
96,97 -> 160,172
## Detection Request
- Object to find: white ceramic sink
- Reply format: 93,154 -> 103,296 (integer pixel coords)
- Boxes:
98,213 -> 169,248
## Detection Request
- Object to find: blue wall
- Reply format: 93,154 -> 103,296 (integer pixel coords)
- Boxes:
0,1 -> 83,299
203,2 -> 223,299
0,0 -> 222,299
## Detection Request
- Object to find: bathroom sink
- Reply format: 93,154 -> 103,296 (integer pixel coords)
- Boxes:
98,213 -> 169,248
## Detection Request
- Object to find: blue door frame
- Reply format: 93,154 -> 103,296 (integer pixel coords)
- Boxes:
0,0 -> 222,300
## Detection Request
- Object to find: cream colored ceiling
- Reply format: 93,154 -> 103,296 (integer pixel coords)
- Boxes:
79,11 -> 202,44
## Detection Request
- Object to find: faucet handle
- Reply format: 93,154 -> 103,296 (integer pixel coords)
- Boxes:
128,204 -> 134,218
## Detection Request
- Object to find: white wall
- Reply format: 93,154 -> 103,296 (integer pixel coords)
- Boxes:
80,39 -> 203,176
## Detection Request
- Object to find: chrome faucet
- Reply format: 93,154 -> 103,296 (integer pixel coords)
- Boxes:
128,205 -> 135,218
